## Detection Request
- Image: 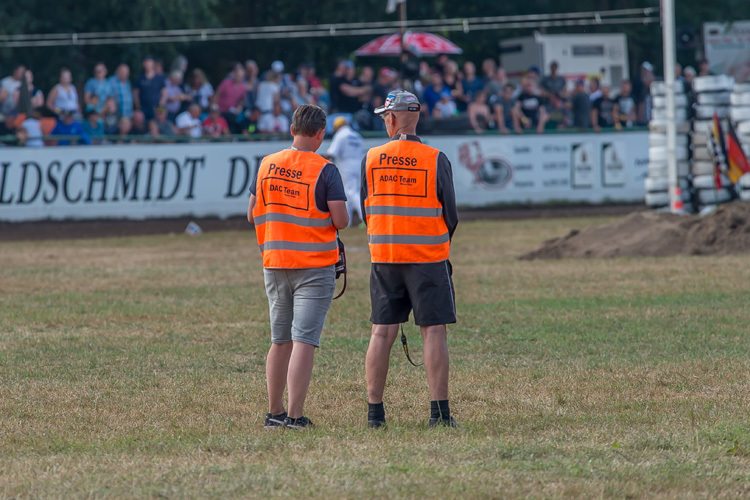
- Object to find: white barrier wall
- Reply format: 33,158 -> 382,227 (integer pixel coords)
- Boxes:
0,131 -> 648,222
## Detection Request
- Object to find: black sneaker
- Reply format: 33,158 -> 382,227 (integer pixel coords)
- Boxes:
428,416 -> 459,428
284,416 -> 314,430
368,418 -> 386,429
264,411 -> 287,429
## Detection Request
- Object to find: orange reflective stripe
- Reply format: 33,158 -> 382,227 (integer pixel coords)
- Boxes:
364,140 -> 450,264
252,149 -> 338,269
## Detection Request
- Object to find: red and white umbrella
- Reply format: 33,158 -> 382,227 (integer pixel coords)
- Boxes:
354,31 -> 462,57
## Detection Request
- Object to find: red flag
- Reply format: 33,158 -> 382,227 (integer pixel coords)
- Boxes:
725,120 -> 750,184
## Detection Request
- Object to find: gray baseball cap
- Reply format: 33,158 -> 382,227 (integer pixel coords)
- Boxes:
374,90 -> 421,114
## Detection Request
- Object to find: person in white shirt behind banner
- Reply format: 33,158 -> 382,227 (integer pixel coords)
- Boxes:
325,116 -> 364,226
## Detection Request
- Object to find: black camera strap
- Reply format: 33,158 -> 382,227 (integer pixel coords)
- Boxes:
400,324 -> 423,367
333,235 -> 347,300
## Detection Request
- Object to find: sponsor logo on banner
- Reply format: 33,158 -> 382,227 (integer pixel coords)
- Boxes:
571,143 -> 595,188
601,142 -> 626,187
458,141 -> 514,188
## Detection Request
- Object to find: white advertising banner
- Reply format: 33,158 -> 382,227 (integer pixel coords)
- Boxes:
703,22 -> 750,83
0,131 -> 648,222
422,131 -> 648,207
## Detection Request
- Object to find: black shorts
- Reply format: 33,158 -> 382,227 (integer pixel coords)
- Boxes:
369,260 -> 456,326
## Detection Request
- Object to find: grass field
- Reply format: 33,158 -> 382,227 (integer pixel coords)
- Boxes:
2,216 -> 750,499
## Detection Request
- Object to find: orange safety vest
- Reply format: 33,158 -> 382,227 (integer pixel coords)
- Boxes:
253,149 -> 338,269
364,139 -> 450,263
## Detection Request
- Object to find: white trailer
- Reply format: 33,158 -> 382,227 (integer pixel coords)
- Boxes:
499,32 -> 630,86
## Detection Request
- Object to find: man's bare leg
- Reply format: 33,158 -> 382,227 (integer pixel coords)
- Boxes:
420,324 -> 449,401
287,341 -> 316,418
366,324 -> 399,403
266,342 -> 293,415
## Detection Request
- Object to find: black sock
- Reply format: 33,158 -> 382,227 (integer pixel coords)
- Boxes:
430,400 -> 440,419
438,400 -> 450,420
368,402 -> 385,421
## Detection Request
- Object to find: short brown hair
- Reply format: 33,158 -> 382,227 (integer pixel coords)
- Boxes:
291,104 -> 326,137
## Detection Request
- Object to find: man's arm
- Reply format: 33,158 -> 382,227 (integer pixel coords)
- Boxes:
247,194 -> 257,224
436,152 -> 458,239
328,200 -> 349,229
360,156 -> 368,227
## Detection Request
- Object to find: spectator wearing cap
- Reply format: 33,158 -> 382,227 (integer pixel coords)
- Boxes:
83,106 -> 105,143
108,64 -> 133,118
570,79 -> 591,129
631,61 -> 654,125
512,76 -> 548,134
149,106 -> 177,138
202,104 -> 230,137
175,103 -> 203,138
216,63 -> 248,133
51,110 -> 89,145
492,83 -> 516,134
257,101 -> 289,134
433,90 -> 457,118
134,56 -> 167,121
84,63 -> 114,112
540,61 -> 566,97
458,61 -> 483,112
46,67 -> 80,118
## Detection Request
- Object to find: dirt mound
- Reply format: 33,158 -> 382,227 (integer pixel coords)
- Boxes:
520,201 -> 750,259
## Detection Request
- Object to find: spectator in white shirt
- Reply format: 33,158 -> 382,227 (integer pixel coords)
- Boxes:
257,101 -> 289,134
175,103 -> 203,138
1,65 -> 26,115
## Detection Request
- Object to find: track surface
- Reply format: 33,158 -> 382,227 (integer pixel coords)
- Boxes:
0,204 -> 644,242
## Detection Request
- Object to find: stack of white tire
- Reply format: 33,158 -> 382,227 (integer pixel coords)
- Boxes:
646,81 -> 691,210
691,75 -> 735,210
731,83 -> 750,201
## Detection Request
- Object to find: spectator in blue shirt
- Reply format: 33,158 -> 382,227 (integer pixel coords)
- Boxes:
108,64 -> 133,118
82,106 -> 105,143
84,63 -> 114,112
51,110 -> 90,145
457,61 -> 484,112
422,71 -> 449,116
134,56 -> 166,121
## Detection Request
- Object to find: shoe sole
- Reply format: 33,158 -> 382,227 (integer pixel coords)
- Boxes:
368,420 -> 386,428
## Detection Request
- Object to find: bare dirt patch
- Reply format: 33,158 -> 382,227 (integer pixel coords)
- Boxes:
520,201 -> 750,259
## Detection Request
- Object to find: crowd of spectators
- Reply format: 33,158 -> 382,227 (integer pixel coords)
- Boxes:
0,52 -> 709,146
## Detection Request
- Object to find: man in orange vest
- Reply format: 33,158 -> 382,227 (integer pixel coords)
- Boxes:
361,91 -> 459,428
247,104 -> 349,430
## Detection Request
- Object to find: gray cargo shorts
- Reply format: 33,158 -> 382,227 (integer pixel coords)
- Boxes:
263,265 -> 336,347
